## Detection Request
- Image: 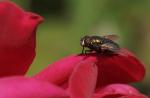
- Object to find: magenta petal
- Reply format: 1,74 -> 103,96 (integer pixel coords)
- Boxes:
94,84 -> 144,98
0,1 -> 43,77
96,48 -> 145,87
34,55 -> 88,85
119,95 -> 149,98
35,48 -> 145,89
0,76 -> 68,98
68,60 -> 98,98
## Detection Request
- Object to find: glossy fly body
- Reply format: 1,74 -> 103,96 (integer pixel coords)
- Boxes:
80,35 -> 120,54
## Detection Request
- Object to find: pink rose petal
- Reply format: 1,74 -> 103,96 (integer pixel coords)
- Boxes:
94,84 -> 147,98
119,94 -> 149,98
95,48 -> 145,87
35,49 -> 145,88
68,59 -> 98,98
34,55 -> 96,85
0,76 -> 69,98
0,1 -> 43,77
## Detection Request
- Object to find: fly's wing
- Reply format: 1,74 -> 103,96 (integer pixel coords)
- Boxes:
101,42 -> 120,53
103,34 -> 119,41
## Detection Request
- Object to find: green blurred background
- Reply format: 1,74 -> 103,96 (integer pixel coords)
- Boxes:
13,0 -> 149,95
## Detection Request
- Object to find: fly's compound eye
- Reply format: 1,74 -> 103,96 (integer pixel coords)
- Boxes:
80,38 -> 85,46
81,39 -> 85,46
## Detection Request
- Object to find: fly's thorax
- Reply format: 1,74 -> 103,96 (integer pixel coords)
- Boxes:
90,38 -> 101,45
81,35 -> 103,47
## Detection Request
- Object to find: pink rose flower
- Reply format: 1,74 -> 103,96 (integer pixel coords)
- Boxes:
35,49 -> 145,86
35,49 -> 148,98
0,1 -> 148,98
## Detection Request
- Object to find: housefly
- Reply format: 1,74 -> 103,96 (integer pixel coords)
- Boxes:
80,34 -> 120,54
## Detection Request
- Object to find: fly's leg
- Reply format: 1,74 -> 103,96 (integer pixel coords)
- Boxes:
81,46 -> 93,54
81,46 -> 85,54
85,49 -> 93,54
